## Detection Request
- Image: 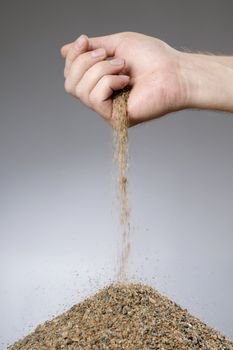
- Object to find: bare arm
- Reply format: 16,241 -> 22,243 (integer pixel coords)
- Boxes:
191,53 -> 233,69
181,52 -> 233,113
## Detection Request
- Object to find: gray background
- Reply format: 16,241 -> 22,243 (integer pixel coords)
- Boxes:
1,0 -> 233,348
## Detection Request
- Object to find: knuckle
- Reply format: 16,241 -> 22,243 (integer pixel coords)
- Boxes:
73,51 -> 87,67
102,74 -> 111,87
71,43 -> 78,54
74,85 -> 82,99
64,79 -> 72,93
93,62 -> 105,76
70,53 -> 88,76
121,31 -> 134,38
122,31 -> 132,36
72,54 -> 81,67
68,58 -> 80,76
67,45 -> 77,60
65,58 -> 72,72
88,90 -> 97,106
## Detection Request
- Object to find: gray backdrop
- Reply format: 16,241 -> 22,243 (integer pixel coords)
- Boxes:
0,0 -> 233,348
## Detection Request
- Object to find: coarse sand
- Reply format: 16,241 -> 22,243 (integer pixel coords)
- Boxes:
8,283 -> 233,350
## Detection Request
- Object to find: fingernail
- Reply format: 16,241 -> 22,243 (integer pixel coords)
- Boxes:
91,48 -> 106,58
110,58 -> 124,66
75,34 -> 86,49
120,75 -> 130,81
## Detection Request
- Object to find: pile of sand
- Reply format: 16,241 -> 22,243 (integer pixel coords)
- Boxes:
8,283 -> 233,350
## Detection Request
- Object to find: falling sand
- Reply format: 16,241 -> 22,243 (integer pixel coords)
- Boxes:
112,87 -> 131,282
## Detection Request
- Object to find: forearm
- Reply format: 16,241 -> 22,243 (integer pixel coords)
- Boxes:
181,52 -> 233,113
192,53 -> 233,69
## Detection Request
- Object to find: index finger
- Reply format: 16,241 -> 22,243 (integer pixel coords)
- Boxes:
63,34 -> 89,78
60,33 -> 88,60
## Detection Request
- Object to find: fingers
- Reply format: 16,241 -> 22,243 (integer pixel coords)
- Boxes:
64,48 -> 129,122
64,48 -> 108,95
61,32 -> 130,124
60,33 -> 121,59
89,74 -> 130,122
63,34 -> 89,78
76,59 -> 128,110
65,56 -> 126,99
61,32 -> 123,84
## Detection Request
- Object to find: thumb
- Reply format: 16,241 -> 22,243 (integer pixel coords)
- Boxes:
60,43 -> 72,58
88,33 -> 122,56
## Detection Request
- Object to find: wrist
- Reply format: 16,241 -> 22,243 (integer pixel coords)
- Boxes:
179,52 -> 233,113
198,54 -> 233,69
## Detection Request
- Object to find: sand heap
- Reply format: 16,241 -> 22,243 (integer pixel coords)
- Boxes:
8,283 -> 233,350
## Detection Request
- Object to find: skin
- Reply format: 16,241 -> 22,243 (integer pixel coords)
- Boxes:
60,32 -> 233,127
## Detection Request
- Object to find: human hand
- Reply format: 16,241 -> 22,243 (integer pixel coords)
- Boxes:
60,32 -> 233,127
60,32 -> 188,127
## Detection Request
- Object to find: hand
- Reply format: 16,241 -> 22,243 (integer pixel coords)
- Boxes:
60,32 -> 233,127
60,32 -> 187,127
